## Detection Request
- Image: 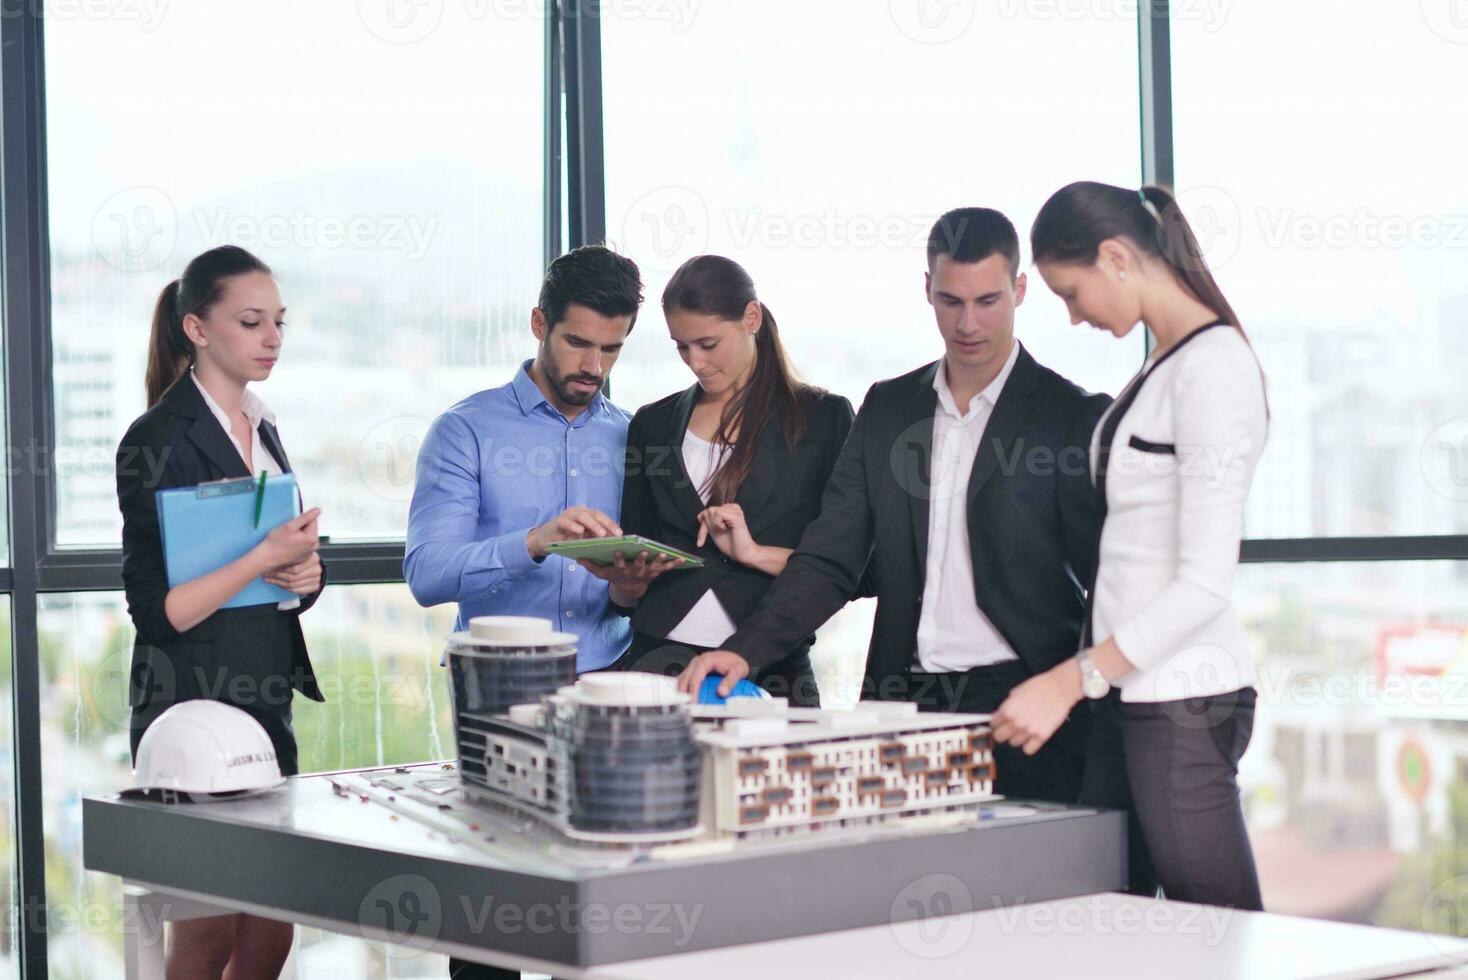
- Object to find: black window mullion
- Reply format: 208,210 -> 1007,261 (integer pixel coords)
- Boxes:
1,3 -> 54,975
545,1 -> 564,266
1137,0 -> 1172,362
563,0 -> 606,249
33,542 -> 409,593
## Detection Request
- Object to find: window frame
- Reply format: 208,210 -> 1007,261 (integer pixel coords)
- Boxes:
0,2 -> 1462,977
0,4 -> 600,974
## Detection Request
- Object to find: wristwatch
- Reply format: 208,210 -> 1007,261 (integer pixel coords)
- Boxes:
1076,649 -> 1110,699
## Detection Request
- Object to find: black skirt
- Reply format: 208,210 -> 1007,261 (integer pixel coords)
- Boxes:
128,603 -> 304,776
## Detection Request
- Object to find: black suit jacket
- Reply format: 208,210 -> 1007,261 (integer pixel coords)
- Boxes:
725,344 -> 1111,693
116,374 -> 325,704
618,385 -> 856,641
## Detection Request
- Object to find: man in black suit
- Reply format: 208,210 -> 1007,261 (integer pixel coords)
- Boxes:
679,208 -> 1111,803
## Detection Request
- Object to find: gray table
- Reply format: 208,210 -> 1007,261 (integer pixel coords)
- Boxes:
84,762 -> 1125,977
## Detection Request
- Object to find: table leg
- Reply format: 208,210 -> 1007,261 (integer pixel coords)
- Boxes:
123,888 -> 166,980
122,883 -> 238,980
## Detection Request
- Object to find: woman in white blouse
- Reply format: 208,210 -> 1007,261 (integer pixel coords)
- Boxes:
993,182 -> 1268,910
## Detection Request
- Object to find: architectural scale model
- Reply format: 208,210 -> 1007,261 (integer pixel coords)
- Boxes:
446,618 -> 997,846
693,698 -> 996,839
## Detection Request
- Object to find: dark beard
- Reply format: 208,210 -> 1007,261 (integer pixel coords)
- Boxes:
540,352 -> 603,406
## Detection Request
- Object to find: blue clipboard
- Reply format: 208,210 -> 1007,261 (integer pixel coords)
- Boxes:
156,473 -> 301,608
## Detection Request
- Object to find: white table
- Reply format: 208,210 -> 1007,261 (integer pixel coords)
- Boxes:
584,893 -> 1468,980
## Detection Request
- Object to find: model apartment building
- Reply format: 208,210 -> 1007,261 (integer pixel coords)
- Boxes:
454,669 -> 997,842
694,699 -> 996,839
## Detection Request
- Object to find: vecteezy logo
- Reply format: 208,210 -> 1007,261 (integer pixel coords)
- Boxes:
890,421 -> 936,503
618,186 -> 709,274
358,873 -> 443,958
1421,0 -> 1468,43
888,417 -> 973,504
93,645 -> 177,732
1422,417 -> 1468,502
889,873 -> 975,958
889,0 -> 976,43
1137,644 -> 1247,731
358,0 -> 445,43
358,415 -> 432,503
1164,185 -> 1242,273
1421,874 -> 1468,954
92,186 -> 177,274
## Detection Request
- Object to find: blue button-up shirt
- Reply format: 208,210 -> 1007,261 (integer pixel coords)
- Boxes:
405,360 -> 633,671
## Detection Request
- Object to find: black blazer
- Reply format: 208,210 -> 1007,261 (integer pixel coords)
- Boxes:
116,374 -> 325,705
618,385 -> 856,642
725,344 -> 1111,691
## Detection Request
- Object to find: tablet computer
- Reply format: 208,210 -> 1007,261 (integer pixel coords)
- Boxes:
545,535 -> 705,568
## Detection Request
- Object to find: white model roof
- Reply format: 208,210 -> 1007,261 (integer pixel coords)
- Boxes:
693,699 -> 990,748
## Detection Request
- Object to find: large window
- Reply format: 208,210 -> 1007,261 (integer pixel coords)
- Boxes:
1172,3 -> 1468,539
1172,3 -> 1468,938
38,586 -> 456,978
0,355 -> 7,567
1237,561 -> 1468,931
602,0 -> 1147,411
0,4 -> 1463,979
600,0 -> 1147,725
44,3 -> 546,546
0,600 -> 14,980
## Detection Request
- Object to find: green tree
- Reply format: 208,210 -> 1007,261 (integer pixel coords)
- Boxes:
1378,781 -> 1468,934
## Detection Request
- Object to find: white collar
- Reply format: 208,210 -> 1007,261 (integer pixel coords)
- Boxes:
191,370 -> 276,433
934,339 -> 1021,419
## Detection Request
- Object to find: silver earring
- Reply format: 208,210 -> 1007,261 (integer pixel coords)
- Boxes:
1119,271 -> 1128,281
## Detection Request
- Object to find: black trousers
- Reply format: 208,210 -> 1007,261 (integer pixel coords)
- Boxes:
1081,687 -> 1263,910
612,630 -> 822,708
907,660 -> 1088,805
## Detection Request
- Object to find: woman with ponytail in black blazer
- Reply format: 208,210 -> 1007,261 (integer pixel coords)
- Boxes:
116,245 -> 325,978
587,255 -> 855,706
993,182 -> 1268,910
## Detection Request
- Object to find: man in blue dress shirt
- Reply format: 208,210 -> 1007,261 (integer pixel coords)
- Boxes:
406,245 -> 656,675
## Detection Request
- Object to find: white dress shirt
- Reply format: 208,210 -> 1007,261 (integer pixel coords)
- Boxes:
191,372 -> 301,611
665,429 -> 740,647
1088,326 -> 1267,702
915,341 -> 1021,673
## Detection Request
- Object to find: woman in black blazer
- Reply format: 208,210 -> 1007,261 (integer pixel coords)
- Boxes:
116,245 -> 324,979
588,255 -> 854,707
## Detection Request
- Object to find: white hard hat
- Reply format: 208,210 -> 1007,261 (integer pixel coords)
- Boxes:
131,701 -> 285,801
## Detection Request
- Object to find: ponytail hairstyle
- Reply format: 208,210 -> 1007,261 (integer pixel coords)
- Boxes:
1032,181 -> 1268,418
146,245 -> 272,407
662,255 -> 818,506
1030,181 -> 1243,333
